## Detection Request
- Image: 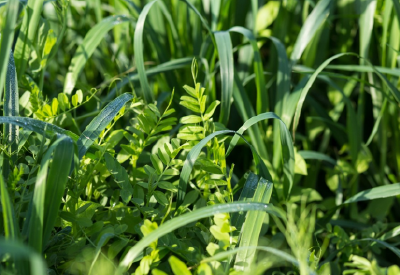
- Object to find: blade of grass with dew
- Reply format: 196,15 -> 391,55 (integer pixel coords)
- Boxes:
234,178 -> 273,270
106,57 -> 192,103
42,137 -> 74,248
232,72 -> 269,160
77,93 -> 133,159
13,0 -> 44,77
292,52 -> 355,138
343,183 -> 400,204
134,0 -> 159,103
231,172 -> 259,230
0,239 -> 47,275
0,0 -> 19,102
116,202 -> 280,274
28,136 -> 73,253
0,174 -> 18,239
229,26 -> 267,114
215,31 -> 234,125
227,112 -> 294,199
3,51 -> 19,168
63,15 -> 132,95
290,0 -> 331,65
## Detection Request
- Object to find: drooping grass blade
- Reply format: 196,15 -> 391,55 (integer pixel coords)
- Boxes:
77,93 -> 133,159
344,183 -> 400,204
227,112 -> 294,199
63,15 -> 132,95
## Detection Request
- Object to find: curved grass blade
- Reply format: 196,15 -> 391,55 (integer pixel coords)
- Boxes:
134,0 -> 159,103
215,31 -> 234,125
227,112 -> 294,199
63,15 -> 132,95
3,51 -> 19,169
0,0 -> 19,101
13,0 -> 44,77
116,202 -> 277,274
361,238 -> 400,259
292,53 -> 355,138
229,27 -> 267,114
290,0 -> 331,65
0,239 -> 47,275
0,174 -> 18,239
28,136 -> 73,253
77,93 -> 133,159
344,183 -> 400,204
326,64 -> 400,77
298,151 -> 337,167
106,57 -> 192,103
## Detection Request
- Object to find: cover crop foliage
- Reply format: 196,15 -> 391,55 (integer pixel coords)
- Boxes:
1,0 -> 400,274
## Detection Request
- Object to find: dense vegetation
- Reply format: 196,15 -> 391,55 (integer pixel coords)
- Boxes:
1,0 -> 400,274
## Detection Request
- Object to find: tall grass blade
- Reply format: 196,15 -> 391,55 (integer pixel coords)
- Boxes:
235,178 -> 273,270
0,0 -> 19,101
215,31 -> 234,124
13,0 -> 44,77
230,27 -> 267,114
28,136 -> 73,253
0,174 -> 18,239
344,183 -> 400,204
77,93 -> 133,159
3,51 -> 19,170
117,202 -> 278,274
63,15 -> 132,95
134,0 -> 159,103
290,0 -> 331,65
227,112 -> 294,199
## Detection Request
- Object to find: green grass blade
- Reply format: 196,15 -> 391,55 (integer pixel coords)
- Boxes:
344,183 -> 400,204
3,51 -> 19,167
290,0 -> 331,64
227,112 -> 294,199
235,178 -> 273,270
28,136 -> 73,253
13,0 -> 44,77
232,72 -> 269,160
42,136 -> 74,248
134,0 -> 159,103
292,53 -> 355,138
77,93 -> 133,159
106,57 -> 192,103
298,150 -> 337,167
0,239 -> 47,275
116,202 -> 277,274
210,0 -> 221,30
63,15 -> 132,95
229,26 -> 267,114
215,31 -> 234,125
361,238 -> 400,259
0,0 -> 19,102
0,174 -> 18,239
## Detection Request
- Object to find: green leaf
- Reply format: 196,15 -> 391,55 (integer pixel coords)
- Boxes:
154,191 -> 169,206
0,174 -> 18,238
105,153 -> 133,203
344,183 -> 400,204
168,255 -> 191,275
63,15 -> 131,94
203,101 -> 220,121
180,115 -> 203,124
150,153 -> 164,175
116,202 -> 280,274
77,93 -> 133,159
